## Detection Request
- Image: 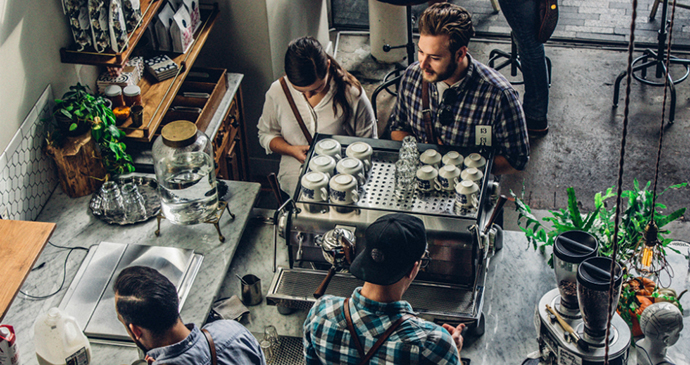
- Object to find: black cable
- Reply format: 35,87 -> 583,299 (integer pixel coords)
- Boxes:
19,241 -> 91,300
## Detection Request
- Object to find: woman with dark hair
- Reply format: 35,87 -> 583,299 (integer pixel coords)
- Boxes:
258,36 -> 377,197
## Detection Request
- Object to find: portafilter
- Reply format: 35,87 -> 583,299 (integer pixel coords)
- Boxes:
313,227 -> 356,298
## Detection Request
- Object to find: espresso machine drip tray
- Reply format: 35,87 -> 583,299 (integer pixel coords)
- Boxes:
58,241 -> 203,344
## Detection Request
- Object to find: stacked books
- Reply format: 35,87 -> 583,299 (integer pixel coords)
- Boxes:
97,57 -> 144,93
145,55 -> 179,82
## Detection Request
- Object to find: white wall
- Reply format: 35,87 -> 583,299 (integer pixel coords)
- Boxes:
196,0 -> 331,181
0,0 -> 98,154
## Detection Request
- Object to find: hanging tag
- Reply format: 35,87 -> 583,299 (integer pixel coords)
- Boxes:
475,125 -> 492,146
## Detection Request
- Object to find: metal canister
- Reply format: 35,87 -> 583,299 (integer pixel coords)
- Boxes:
0,325 -> 20,365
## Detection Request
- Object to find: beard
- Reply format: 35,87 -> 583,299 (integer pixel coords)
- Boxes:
422,57 -> 458,83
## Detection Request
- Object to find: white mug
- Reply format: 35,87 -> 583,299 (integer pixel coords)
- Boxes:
308,155 -> 337,179
464,153 -> 486,170
461,167 -> 484,185
314,139 -> 342,161
300,171 -> 329,202
438,165 -> 461,191
455,180 -> 479,209
329,174 -> 359,205
419,149 -> 442,168
415,165 -> 438,193
345,142 -> 373,172
336,157 -> 366,186
442,151 -> 464,168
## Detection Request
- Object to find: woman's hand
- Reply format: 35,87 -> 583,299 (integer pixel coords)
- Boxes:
288,145 -> 310,164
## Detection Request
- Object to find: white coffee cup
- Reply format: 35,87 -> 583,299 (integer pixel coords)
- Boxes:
455,180 -> 479,209
415,165 -> 438,193
345,142 -> 373,172
336,157 -> 366,186
314,139 -> 342,161
300,171 -> 329,202
419,149 -> 442,168
461,167 -> 484,185
442,151 -> 464,168
308,155 -> 337,179
437,165 -> 461,191
464,153 -> 486,170
329,174 -> 359,205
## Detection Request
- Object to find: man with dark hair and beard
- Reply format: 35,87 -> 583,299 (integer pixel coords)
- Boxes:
389,3 -> 530,175
114,266 -> 265,365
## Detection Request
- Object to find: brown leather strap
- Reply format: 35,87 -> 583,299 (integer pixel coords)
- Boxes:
343,298 -> 413,365
279,76 -> 313,145
421,79 -> 435,144
202,328 -> 217,365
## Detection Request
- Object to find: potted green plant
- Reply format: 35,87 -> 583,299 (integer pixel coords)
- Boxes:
48,83 -> 135,176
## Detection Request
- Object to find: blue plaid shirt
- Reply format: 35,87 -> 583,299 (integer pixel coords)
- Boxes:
303,288 -> 460,364
388,54 -> 530,170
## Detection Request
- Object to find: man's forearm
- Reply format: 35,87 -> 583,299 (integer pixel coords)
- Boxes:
391,130 -> 410,141
492,155 -> 519,175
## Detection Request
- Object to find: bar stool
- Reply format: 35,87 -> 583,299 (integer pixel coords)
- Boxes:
488,32 -> 552,86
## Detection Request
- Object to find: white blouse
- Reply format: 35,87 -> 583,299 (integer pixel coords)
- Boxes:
258,77 -> 377,196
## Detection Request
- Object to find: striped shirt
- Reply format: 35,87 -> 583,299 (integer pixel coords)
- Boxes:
303,288 -> 460,364
388,54 -> 530,171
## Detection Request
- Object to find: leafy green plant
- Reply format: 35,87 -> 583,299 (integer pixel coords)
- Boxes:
48,83 -> 135,176
511,180 -> 687,266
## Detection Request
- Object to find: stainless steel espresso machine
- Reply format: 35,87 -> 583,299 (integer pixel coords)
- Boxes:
266,134 -> 502,334
535,231 -> 631,364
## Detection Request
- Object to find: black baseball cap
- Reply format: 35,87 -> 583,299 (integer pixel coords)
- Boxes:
349,214 -> 427,285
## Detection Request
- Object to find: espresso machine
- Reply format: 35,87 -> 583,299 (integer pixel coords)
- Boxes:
266,134 -> 501,334
535,231 -> 631,364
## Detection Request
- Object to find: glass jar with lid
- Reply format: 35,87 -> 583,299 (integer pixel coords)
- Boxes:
123,85 -> 142,106
152,120 -> 218,225
104,85 -> 125,108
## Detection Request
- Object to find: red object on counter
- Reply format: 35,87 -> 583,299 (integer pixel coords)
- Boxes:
0,325 -> 19,365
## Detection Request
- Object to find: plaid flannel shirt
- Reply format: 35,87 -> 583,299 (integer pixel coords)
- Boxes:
303,288 -> 460,364
388,54 -> 530,170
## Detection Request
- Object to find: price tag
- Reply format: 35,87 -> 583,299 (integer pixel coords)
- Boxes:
475,125 -> 491,146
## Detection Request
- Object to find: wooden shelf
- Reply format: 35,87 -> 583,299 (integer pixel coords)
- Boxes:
60,0 -> 164,67
119,4 -> 220,142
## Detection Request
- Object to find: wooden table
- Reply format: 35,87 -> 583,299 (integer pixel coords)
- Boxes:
0,220 -> 55,321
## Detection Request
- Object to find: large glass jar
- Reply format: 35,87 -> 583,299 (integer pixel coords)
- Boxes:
152,120 -> 218,225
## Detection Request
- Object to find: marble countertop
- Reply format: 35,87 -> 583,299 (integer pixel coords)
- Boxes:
2,178 -> 260,365
220,219 -> 690,365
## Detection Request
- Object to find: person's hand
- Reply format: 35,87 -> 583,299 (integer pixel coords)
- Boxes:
289,145 -> 310,164
442,323 -> 466,354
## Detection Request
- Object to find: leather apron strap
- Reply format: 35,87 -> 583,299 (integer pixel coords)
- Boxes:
279,76 -> 313,145
202,328 -> 218,365
343,298 -> 413,365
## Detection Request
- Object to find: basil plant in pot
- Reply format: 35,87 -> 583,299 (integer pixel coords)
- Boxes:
511,180 -> 687,333
49,83 -> 135,176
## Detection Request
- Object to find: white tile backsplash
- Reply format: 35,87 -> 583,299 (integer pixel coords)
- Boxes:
0,85 -> 58,220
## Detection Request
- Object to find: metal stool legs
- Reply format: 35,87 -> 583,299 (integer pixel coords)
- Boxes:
488,32 -> 552,86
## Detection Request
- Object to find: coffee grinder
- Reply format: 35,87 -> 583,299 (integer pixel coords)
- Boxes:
534,231 -> 631,364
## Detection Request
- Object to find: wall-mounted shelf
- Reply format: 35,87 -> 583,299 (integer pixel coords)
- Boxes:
60,0 -> 164,67
116,4 -> 219,142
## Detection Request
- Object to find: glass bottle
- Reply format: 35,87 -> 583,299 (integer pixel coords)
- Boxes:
152,120 -> 218,225
121,182 -> 147,222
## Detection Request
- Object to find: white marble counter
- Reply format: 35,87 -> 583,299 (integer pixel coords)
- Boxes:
2,179 -> 260,365
220,220 -> 690,365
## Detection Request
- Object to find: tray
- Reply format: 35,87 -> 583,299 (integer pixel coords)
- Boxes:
89,175 -> 160,225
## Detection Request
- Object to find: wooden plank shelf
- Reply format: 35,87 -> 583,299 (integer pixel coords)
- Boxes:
119,4 -> 220,142
60,0 -> 164,67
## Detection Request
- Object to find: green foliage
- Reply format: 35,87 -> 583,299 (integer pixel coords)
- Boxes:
511,180 -> 687,267
48,83 -> 134,176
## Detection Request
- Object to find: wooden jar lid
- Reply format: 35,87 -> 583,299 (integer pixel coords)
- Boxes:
162,120 -> 197,148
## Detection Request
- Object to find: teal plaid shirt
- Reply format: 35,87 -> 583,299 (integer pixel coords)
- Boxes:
388,54 -> 530,171
303,288 -> 460,364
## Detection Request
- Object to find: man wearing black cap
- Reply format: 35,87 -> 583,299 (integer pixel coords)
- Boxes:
303,213 -> 465,364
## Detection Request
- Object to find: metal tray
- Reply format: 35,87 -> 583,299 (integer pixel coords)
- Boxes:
89,175 -> 161,225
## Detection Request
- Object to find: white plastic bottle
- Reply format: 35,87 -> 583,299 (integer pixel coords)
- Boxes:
33,308 -> 91,365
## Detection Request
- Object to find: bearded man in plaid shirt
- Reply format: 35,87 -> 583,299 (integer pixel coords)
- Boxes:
389,3 -> 530,175
303,214 -> 465,364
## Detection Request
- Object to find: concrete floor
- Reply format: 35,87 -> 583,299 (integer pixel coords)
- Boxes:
335,32 -> 690,240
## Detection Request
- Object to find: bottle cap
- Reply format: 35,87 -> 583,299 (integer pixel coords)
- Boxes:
161,120 -> 197,148
123,85 -> 141,97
